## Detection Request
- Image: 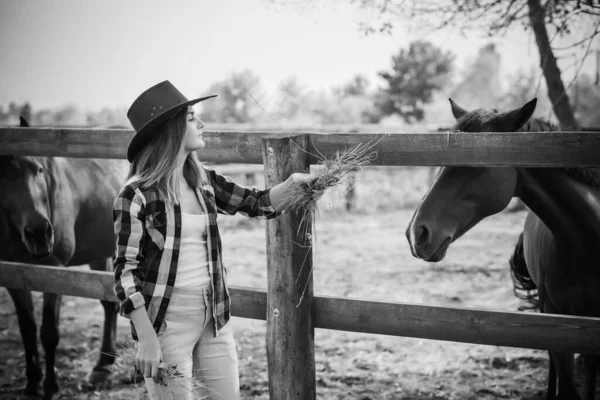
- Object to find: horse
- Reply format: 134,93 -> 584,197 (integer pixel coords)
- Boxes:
405,98 -> 600,399
1,117 -> 128,399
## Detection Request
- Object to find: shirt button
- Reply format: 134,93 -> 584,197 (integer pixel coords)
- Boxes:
176,222 -> 181,227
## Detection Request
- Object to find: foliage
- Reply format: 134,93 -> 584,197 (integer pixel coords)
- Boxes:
332,74 -> 370,98
373,40 -> 455,123
498,67 -> 553,120
200,69 -> 265,123
0,102 -> 130,128
348,0 -> 599,129
571,73 -> 600,128
449,43 -> 502,111
272,75 -> 379,126
501,67 -> 541,110
275,76 -> 311,124
352,0 -> 600,38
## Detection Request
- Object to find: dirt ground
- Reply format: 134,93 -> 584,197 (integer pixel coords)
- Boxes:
0,170 -> 597,399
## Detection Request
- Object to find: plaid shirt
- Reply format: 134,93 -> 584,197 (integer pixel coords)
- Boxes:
113,166 -> 278,340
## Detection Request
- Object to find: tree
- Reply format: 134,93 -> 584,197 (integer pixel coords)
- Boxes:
8,102 -> 20,117
200,69 -> 265,123
266,0 -> 599,128
450,43 -> 503,110
333,74 -> 371,98
20,102 -> 32,123
52,104 -> 86,126
276,76 -> 310,123
498,67 -> 552,120
0,102 -> 32,125
348,0 -> 599,129
373,40 -> 454,123
274,75 -> 380,126
571,73 -> 600,127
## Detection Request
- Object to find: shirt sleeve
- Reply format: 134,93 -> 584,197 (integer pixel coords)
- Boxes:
204,167 -> 280,219
113,185 -> 147,318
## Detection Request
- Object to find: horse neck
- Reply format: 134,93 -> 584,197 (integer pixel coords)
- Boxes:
516,168 -> 600,252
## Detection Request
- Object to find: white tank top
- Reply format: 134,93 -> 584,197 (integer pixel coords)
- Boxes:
174,211 -> 210,289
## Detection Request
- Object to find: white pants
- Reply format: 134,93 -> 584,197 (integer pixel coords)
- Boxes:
144,287 -> 240,400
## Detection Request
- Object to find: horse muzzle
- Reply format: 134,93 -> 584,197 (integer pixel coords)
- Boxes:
422,237 -> 452,262
22,221 -> 55,258
407,224 -> 452,262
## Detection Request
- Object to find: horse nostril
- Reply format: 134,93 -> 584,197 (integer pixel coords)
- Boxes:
24,226 -> 35,241
45,221 -> 53,239
416,225 -> 430,246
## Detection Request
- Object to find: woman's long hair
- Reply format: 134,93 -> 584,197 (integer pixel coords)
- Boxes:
127,108 -> 206,204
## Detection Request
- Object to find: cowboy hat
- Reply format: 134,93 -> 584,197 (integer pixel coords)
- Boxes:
126,80 -> 217,162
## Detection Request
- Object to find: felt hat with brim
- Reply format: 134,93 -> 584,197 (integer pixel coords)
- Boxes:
126,80 -> 217,162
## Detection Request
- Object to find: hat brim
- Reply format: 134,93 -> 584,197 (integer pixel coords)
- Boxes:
127,94 -> 217,162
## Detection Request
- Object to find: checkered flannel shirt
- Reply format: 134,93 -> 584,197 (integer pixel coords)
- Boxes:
113,166 -> 278,340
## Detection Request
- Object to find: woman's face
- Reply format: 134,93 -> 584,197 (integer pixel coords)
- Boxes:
182,106 -> 206,153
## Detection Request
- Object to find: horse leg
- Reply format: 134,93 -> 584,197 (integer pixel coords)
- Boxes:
541,298 -> 580,399
7,288 -> 43,395
539,293 -> 557,400
552,350 -> 581,400
547,351 -> 557,400
584,355 -> 597,400
87,258 -> 118,387
40,293 -> 61,399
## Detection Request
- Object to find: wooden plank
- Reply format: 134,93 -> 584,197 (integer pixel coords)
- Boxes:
313,295 -> 600,355
308,131 -> 600,167
0,262 -> 117,301
0,127 -> 272,162
2,262 -> 600,354
0,127 -> 133,159
2,128 -> 600,166
0,261 -> 266,319
263,135 -> 316,399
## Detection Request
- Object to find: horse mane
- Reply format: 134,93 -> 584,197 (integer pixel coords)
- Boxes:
525,118 -> 600,188
456,112 -> 600,187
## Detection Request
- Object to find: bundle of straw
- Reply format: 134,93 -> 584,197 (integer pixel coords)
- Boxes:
286,136 -> 384,307
112,342 -> 209,399
287,135 -> 384,229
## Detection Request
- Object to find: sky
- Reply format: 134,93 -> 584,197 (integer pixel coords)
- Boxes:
0,0 -> 598,111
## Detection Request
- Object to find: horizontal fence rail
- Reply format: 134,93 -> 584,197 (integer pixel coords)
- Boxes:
2,127 -> 600,166
3,261 -> 600,355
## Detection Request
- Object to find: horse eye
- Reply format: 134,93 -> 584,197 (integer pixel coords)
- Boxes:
38,167 -> 44,174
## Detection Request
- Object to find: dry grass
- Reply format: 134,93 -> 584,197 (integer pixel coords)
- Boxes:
108,342 -> 209,399
287,135 -> 385,232
282,136 -> 385,306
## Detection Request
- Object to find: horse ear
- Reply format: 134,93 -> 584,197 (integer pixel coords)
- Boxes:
19,116 -> 30,127
449,98 -> 468,120
504,98 -> 537,131
0,155 -> 14,168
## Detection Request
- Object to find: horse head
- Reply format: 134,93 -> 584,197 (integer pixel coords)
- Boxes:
405,98 -> 537,262
0,118 -> 54,258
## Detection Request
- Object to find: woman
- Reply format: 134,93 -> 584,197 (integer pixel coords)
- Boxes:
113,80 -> 317,399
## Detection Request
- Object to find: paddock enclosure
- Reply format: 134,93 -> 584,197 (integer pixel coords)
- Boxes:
2,126 -> 600,399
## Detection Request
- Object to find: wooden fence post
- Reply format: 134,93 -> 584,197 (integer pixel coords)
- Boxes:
262,134 -> 316,399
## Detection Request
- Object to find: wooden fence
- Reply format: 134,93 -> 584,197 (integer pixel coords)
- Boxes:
2,127 -> 600,398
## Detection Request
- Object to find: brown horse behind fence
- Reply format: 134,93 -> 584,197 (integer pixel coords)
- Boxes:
0,117 -> 128,399
406,99 -> 600,400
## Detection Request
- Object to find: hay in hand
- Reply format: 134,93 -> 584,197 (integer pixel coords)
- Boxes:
106,342 -> 209,399
287,135 -> 384,307
288,135 -> 383,228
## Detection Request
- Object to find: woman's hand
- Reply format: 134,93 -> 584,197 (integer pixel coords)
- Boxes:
136,334 -> 162,383
290,173 -> 324,201
289,173 -> 312,185
269,173 -> 324,210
